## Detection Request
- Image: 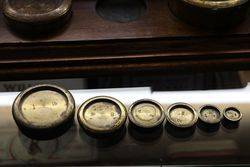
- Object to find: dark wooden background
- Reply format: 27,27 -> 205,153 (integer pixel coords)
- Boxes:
0,0 -> 250,80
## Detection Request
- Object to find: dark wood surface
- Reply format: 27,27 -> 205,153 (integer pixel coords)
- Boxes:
0,0 -> 250,80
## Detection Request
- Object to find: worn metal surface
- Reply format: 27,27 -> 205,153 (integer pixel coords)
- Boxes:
3,0 -> 72,33
12,84 -> 75,131
199,105 -> 222,124
77,96 -> 127,134
184,0 -> 248,8
168,0 -> 250,28
3,0 -> 71,22
128,99 -> 165,128
0,86 -> 249,165
224,107 -> 243,122
166,103 -> 198,128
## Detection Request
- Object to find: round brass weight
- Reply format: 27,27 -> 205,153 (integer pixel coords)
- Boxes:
78,96 -> 127,134
198,105 -> 222,124
3,0 -> 72,34
224,107 -> 242,122
166,103 -> 198,128
168,0 -> 250,28
12,84 -> 75,132
128,99 -> 165,128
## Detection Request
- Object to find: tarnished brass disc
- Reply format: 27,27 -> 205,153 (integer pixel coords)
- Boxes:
199,105 -> 222,124
168,0 -> 250,28
3,0 -> 72,23
77,96 -> 127,133
224,107 -> 242,122
166,103 -> 198,128
3,0 -> 72,33
12,84 -> 75,131
184,0 -> 248,9
128,99 -> 165,128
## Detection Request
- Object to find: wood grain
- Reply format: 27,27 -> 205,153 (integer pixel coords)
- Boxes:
0,0 -> 250,80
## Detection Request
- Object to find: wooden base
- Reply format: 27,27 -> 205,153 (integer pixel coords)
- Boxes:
0,0 -> 250,80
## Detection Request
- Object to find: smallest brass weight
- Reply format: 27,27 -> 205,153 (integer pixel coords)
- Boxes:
199,105 -> 222,124
166,103 -> 198,128
12,84 -> 75,133
128,99 -> 165,128
224,107 -> 242,122
77,96 -> 127,134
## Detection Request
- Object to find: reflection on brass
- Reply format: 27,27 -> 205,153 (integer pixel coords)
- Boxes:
12,84 -> 75,131
185,0 -> 248,8
3,0 -> 72,33
166,103 -> 198,128
8,0 -> 63,14
77,96 -> 127,133
224,107 -> 242,122
168,0 -> 250,28
199,105 -> 222,124
128,99 -> 165,128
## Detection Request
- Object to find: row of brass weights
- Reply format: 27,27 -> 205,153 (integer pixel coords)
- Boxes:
12,84 -> 242,140
2,0 -> 250,36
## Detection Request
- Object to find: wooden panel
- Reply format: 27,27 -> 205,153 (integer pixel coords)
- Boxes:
0,0 -> 250,80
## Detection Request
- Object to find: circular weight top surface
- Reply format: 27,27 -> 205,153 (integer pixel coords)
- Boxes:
8,0 -> 63,14
184,0 -> 248,9
13,84 -> 75,130
224,107 -> 242,122
78,96 -> 127,133
3,0 -> 72,22
199,105 -> 222,124
129,99 -> 165,128
167,103 -> 198,128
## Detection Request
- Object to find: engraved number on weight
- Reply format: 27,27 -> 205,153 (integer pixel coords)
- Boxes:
32,104 -> 36,110
52,101 -> 57,106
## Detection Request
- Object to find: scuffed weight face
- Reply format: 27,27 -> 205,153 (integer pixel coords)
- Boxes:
84,102 -> 121,129
8,0 -> 63,14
